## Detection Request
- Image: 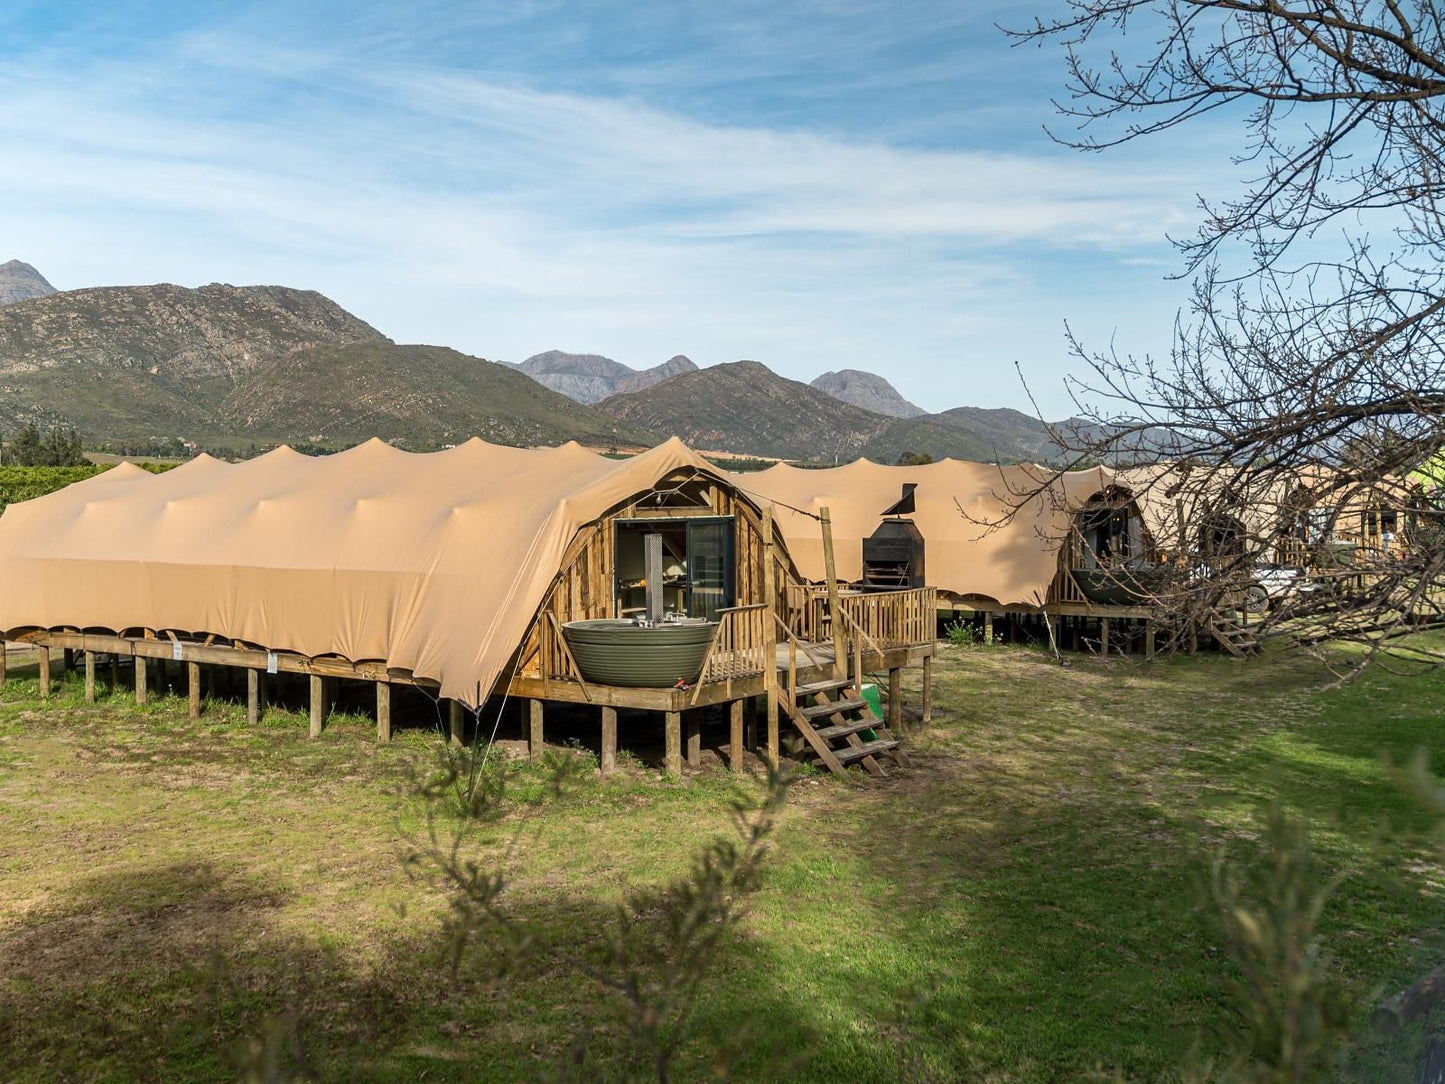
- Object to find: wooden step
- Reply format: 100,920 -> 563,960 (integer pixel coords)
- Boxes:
813,718 -> 880,742
798,697 -> 867,720
834,738 -> 900,764
793,678 -> 850,699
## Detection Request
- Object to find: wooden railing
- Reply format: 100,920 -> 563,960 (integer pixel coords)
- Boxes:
535,611 -> 591,699
693,604 -> 770,700
785,584 -> 936,651
835,587 -> 936,649
1048,566 -> 1086,605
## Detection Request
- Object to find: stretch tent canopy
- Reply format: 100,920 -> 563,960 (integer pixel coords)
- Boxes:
0,436 -> 720,707
728,458 -> 1115,608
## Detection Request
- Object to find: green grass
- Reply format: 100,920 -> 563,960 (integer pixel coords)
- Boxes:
0,642 -> 1440,1081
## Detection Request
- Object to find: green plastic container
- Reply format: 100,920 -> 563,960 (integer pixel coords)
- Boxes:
860,682 -> 882,718
860,683 -> 882,740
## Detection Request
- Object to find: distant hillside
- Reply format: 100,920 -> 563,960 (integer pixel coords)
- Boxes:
810,369 -> 923,419
0,261 -> 57,306
0,283 -> 389,441
221,343 -> 658,448
596,360 -> 894,460
516,350 -> 698,404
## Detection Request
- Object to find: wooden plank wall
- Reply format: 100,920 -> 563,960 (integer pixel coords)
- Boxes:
517,474 -> 784,680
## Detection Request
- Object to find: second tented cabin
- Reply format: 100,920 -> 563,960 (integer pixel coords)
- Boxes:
0,438 -> 935,777
731,457 -> 1165,654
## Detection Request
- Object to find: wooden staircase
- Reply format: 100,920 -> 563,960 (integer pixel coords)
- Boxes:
1206,613 -> 1260,657
783,676 -> 909,777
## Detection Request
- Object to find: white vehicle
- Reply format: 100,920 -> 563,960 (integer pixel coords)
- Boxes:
1243,564 -> 1317,613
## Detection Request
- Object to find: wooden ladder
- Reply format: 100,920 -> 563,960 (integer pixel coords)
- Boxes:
1206,613 -> 1259,657
782,676 -> 909,778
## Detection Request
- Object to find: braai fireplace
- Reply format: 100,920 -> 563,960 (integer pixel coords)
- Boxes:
862,484 -> 926,590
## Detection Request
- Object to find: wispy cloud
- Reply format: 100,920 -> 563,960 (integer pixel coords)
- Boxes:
0,3 -> 1210,413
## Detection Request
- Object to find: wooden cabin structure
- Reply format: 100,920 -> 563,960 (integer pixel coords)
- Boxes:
0,438 -> 935,778
734,459 -> 1169,656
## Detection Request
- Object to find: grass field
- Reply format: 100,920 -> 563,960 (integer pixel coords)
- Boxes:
0,640 -> 1440,1081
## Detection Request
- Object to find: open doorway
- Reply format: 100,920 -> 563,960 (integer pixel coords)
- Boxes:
614,517 -> 735,621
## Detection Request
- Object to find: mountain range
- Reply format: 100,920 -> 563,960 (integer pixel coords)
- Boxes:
0,261 -> 1089,463
504,350 -> 698,403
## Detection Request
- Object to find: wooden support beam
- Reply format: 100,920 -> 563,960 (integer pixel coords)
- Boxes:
376,682 -> 391,743
187,661 -> 201,720
762,509 -> 779,768
664,710 -> 682,775
888,667 -> 902,730
134,656 -> 147,705
247,668 -> 262,726
819,506 -> 847,681
685,711 -> 701,768
1145,621 -> 1156,660
0,641 -> 7,687
309,674 -> 326,738
449,700 -> 465,747
600,706 -> 617,775
84,651 -> 96,703
982,611 -> 993,644
528,699 -> 544,759
729,700 -> 744,772
1100,617 -> 1111,657
921,654 -> 933,723
38,646 -> 50,698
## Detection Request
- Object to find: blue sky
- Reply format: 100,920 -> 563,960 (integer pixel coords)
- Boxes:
0,0 -> 1240,416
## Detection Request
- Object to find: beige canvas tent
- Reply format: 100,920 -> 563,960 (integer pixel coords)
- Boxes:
0,437 -> 940,774
727,458 -> 1118,608
0,436 -> 729,707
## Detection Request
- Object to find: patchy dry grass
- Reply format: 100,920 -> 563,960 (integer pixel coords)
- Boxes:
0,641 -> 1441,1081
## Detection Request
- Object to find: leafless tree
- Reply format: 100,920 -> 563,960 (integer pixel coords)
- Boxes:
1005,0 -> 1445,675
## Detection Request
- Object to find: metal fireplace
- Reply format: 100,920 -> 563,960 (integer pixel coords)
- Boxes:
862,485 -> 926,590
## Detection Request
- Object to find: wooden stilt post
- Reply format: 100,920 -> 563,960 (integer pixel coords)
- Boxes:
729,699 -> 745,770
109,655 -> 118,695
888,667 -> 902,730
376,682 -> 391,743
134,656 -> 147,705
1100,617 -> 1111,657
0,641 -> 7,688
247,668 -> 261,726
921,654 -> 933,723
685,711 -> 701,768
600,706 -> 617,775
449,700 -> 465,747
528,700 -> 544,759
187,661 -> 201,720
762,509 -> 780,767
664,710 -> 682,775
309,674 -> 325,738
63,647 -> 74,672
38,646 -> 51,698
1145,621 -> 1156,660
84,651 -> 95,703
820,506 -> 847,682
982,611 -> 993,644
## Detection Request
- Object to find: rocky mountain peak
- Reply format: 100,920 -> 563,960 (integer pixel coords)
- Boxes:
0,260 -> 58,306
810,368 -> 924,419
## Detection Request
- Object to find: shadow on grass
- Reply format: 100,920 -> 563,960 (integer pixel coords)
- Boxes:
0,860 -> 454,1082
